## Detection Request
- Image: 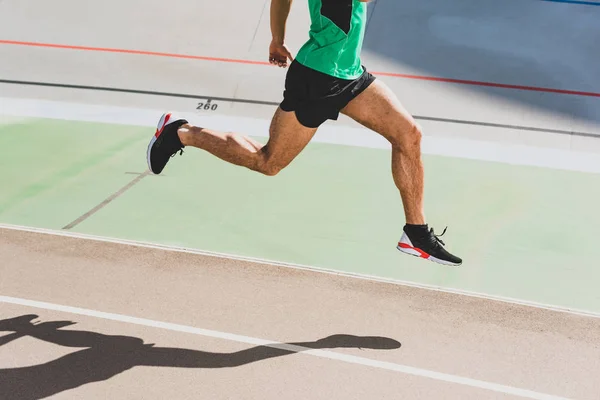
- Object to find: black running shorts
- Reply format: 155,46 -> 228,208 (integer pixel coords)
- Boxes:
279,60 -> 376,128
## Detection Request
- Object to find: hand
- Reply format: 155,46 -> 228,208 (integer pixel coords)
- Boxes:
269,40 -> 294,68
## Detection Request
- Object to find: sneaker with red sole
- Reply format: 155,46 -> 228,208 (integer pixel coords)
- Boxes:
146,112 -> 188,175
397,225 -> 462,266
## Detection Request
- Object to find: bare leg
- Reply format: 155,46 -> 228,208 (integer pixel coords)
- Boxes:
341,80 -> 425,225
178,108 -> 317,176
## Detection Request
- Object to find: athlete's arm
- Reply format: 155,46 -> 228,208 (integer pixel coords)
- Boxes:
269,0 -> 294,68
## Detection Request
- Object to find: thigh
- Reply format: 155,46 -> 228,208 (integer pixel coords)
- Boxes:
262,107 -> 319,170
341,79 -> 418,143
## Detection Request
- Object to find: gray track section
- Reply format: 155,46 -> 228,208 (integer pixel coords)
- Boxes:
1,228 -> 600,399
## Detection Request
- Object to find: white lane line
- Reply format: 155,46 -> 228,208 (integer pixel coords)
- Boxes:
0,295 -> 573,400
2,222 -> 599,320
2,96 -> 600,174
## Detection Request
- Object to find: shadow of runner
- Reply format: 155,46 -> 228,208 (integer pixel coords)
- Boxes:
0,315 -> 401,400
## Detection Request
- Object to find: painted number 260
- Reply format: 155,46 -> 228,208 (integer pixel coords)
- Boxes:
197,99 -> 219,111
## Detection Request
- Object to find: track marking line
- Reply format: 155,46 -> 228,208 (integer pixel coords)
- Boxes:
1,223 -> 599,320
62,171 -> 150,230
0,40 -> 271,66
541,0 -> 600,6
0,295 -> 574,400
0,78 -> 279,106
1,39 -> 599,98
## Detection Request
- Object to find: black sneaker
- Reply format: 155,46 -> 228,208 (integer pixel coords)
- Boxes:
146,112 -> 188,175
397,225 -> 462,266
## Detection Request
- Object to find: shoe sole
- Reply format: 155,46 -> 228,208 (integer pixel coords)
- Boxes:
146,112 -> 173,175
396,245 -> 462,267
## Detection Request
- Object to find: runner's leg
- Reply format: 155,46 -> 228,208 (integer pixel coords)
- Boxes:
178,107 -> 317,176
341,79 -> 462,265
341,79 -> 425,225
148,107 -> 317,177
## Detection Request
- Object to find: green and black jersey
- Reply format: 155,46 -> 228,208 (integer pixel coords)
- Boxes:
295,0 -> 368,80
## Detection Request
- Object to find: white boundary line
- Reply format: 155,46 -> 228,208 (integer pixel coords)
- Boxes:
2,96 -> 600,174
0,294 -> 573,400
1,222 -> 599,319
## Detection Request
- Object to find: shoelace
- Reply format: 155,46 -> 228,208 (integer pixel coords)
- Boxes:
428,227 -> 448,247
170,148 -> 184,158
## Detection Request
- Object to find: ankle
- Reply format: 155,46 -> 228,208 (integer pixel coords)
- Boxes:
404,223 -> 429,236
405,216 -> 426,226
177,124 -> 195,146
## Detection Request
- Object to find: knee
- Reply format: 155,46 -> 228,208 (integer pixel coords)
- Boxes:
260,163 -> 283,176
255,155 -> 284,176
391,122 -> 422,150
409,123 -> 423,146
